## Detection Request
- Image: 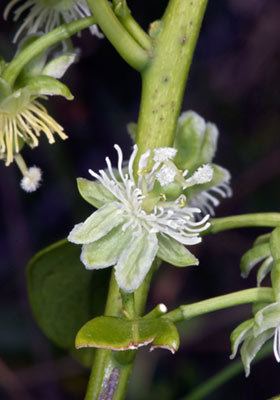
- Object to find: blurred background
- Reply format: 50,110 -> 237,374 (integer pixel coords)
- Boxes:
0,0 -> 280,398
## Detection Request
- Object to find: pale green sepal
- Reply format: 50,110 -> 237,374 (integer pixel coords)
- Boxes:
77,178 -> 115,208
115,232 -> 158,293
241,329 -> 274,377
76,316 -> 179,354
199,122 -> 219,165
257,256 -> 273,287
68,202 -> 123,245
254,302 -> 280,336
240,243 -> 271,278
174,110 -> 205,170
81,226 -> 132,270
24,75 -> 74,100
230,319 -> 254,359
42,52 -> 77,79
157,234 -> 198,267
254,233 -> 271,247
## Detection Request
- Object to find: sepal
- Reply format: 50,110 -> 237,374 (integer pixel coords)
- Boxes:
23,75 -> 74,100
77,177 -> 115,208
157,234 -> 198,267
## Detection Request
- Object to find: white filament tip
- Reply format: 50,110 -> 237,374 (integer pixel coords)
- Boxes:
20,166 -> 42,193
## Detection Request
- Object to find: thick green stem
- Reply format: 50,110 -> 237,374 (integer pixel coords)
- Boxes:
208,213 -> 280,235
87,0 -> 149,71
165,287 -> 274,323
136,0 -> 208,154
3,17 -> 96,86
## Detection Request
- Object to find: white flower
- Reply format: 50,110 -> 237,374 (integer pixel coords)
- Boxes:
20,166 -> 42,192
230,301 -> 280,376
4,0 -> 103,42
68,145 -> 211,292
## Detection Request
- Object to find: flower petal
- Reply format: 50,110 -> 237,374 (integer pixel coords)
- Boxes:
157,234 -> 198,267
240,243 -> 271,279
68,202 -> 123,244
230,319 -> 254,360
80,226 -> 132,270
241,329 -> 274,377
115,232 -> 158,293
257,256 -> 273,287
77,178 -> 115,208
254,302 -> 280,336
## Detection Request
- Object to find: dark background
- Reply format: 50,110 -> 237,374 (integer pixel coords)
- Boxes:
0,0 -> 280,399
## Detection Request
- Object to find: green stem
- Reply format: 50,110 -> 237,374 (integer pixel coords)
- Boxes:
112,0 -> 151,50
87,0 -> 149,71
3,17 -> 96,87
136,0 -> 208,155
120,291 -> 136,319
182,343 -> 272,400
85,1 -> 208,398
208,213 -> 280,235
165,288 -> 274,323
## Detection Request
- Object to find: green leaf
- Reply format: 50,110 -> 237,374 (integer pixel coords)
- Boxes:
76,316 -> 179,354
77,177 -> 115,208
23,75 -> 74,100
27,239 -> 110,366
157,234 -> 198,267
240,243 -> 271,278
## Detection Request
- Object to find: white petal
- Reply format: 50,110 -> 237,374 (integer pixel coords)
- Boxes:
80,225 -> 132,270
115,232 -> 158,292
68,202 -> 123,244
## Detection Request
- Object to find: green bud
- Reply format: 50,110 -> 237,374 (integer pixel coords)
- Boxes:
174,110 -> 206,170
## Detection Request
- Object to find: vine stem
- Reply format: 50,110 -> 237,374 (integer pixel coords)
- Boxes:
85,1 -> 208,398
3,17 -> 96,87
164,287 -> 274,323
208,213 -> 280,234
87,0 -> 149,71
